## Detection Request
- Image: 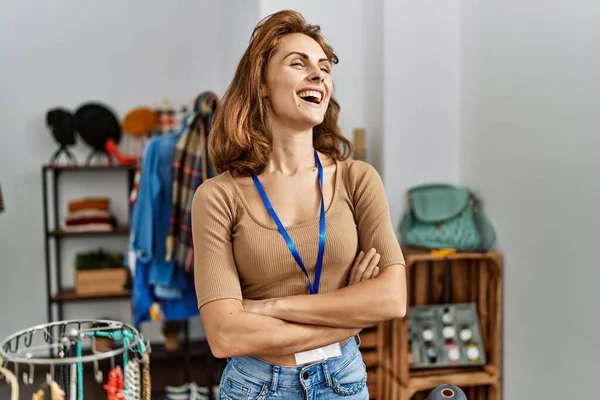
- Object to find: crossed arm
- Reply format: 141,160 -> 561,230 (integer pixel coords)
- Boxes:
199,298 -> 361,359
200,249 -> 406,359
243,253 -> 406,328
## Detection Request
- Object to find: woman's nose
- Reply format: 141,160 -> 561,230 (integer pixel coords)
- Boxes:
308,67 -> 325,82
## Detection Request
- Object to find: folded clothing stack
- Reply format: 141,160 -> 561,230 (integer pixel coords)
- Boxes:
63,197 -> 118,232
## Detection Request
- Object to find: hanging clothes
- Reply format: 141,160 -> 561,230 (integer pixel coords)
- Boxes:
129,102 -> 188,206
129,121 -> 199,328
165,92 -> 219,272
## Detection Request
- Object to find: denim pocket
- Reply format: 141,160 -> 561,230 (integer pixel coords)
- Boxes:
219,363 -> 270,400
220,377 -> 251,400
330,355 -> 368,396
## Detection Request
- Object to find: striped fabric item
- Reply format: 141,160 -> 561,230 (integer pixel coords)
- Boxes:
166,92 -> 219,271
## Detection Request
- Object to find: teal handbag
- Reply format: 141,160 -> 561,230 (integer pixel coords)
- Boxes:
398,184 -> 496,251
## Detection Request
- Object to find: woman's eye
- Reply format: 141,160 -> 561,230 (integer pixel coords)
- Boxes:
290,61 -> 330,73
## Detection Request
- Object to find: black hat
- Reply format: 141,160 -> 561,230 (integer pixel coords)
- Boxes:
46,108 -> 76,146
74,103 -> 122,151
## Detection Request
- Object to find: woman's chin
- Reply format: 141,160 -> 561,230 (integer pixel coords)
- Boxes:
300,112 -> 326,128
282,114 -> 325,131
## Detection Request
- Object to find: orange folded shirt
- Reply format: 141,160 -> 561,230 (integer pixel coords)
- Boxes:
67,197 -> 110,213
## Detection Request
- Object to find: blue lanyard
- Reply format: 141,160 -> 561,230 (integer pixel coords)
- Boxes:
252,150 -> 326,295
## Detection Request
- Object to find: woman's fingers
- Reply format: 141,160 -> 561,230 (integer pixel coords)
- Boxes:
362,264 -> 381,280
358,253 -> 381,281
361,266 -> 380,281
351,249 -> 373,284
351,248 -> 378,284
349,248 -> 384,285
349,250 -> 365,285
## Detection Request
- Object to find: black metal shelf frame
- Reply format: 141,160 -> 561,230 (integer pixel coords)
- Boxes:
41,164 -> 137,324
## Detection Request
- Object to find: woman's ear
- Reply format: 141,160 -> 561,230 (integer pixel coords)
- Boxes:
259,84 -> 268,98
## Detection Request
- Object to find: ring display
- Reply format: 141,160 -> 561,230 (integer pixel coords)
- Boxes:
408,303 -> 487,369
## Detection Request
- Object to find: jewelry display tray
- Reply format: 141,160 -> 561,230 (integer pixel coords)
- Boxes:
408,303 -> 487,369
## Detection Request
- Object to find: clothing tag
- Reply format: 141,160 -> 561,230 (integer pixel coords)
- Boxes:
294,342 -> 342,366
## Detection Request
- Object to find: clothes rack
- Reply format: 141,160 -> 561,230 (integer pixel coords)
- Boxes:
128,91 -> 221,399
0,318 -> 152,399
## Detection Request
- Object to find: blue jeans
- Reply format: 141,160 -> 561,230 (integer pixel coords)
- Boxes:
218,336 -> 368,399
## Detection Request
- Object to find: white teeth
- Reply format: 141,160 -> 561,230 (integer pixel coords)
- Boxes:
297,90 -> 322,102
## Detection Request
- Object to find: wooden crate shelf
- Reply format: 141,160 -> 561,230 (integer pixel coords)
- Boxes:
408,369 -> 496,395
366,248 -> 503,400
360,329 -> 378,348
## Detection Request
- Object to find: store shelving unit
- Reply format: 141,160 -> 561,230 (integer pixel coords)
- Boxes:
366,248 -> 503,400
41,163 -> 136,324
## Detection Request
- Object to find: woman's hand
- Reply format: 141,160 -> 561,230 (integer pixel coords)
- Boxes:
348,248 -> 381,286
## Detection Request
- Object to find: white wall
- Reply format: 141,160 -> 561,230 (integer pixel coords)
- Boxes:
0,1 -> 221,343
217,0 -> 261,95
460,0 -> 600,398
383,0 -> 461,226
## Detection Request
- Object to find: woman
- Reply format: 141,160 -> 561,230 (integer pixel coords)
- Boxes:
191,10 -> 407,399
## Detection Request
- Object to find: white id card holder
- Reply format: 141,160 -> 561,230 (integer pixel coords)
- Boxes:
294,342 -> 342,365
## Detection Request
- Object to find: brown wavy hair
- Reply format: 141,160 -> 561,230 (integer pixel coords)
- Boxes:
208,10 -> 353,177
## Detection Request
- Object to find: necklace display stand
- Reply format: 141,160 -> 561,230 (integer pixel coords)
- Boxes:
0,319 -> 152,400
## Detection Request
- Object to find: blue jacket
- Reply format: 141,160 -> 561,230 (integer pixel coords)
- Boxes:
129,133 -> 199,327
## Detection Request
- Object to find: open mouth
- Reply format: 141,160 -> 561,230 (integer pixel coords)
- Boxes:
297,89 -> 323,105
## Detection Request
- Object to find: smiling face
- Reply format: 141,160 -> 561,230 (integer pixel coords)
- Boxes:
262,33 -> 333,132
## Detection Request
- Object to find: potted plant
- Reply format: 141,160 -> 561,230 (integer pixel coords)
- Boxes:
74,248 -> 129,295
162,320 -> 183,352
